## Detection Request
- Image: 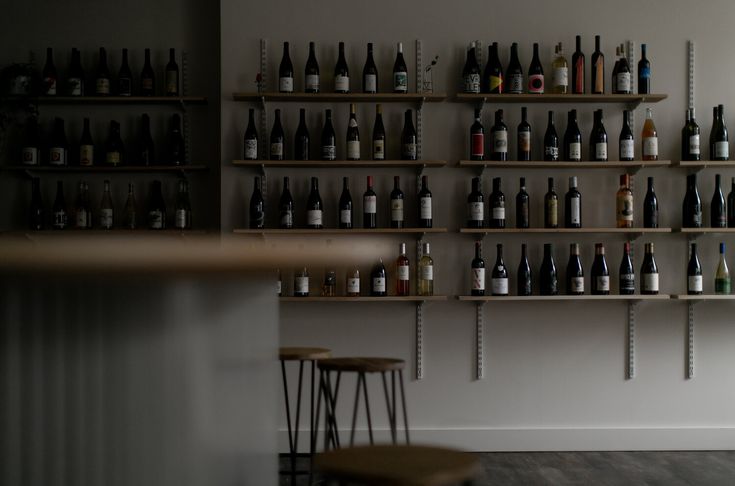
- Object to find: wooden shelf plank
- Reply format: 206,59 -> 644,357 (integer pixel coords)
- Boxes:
1,164 -> 208,173
232,92 -> 446,102
232,159 -> 446,168
5,95 -> 208,105
458,160 -> 672,169
457,294 -> 670,301
234,228 -> 447,235
280,295 -> 447,302
454,93 -> 668,103
671,294 -> 735,300
459,228 -> 672,234
676,228 -> 735,234
675,160 -> 735,168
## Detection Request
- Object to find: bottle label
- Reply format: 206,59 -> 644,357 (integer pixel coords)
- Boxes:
322,145 -> 336,160
617,194 -> 634,222
519,132 -> 531,153
716,141 -> 729,159
570,199 -> 581,225
305,74 -> 320,91
693,212 -> 702,226
402,143 -> 417,159
49,147 -> 66,165
620,139 -> 634,159
340,209 -> 351,224
398,265 -> 410,281
469,202 -> 484,221
391,199 -> 404,222
53,211 -> 66,229
491,277 -> 508,295
295,276 -> 309,294
595,142 -> 608,160
166,72 -> 178,94
364,195 -> 377,214
420,196 -> 432,219
528,74 -> 544,93
175,209 -> 187,229
508,74 -> 523,93
96,78 -> 110,95
44,77 -> 57,95
270,142 -> 283,158
118,78 -> 131,95
393,71 -> 408,92
75,209 -> 89,228
546,200 -> 558,226
141,78 -> 154,91
570,277 -> 585,293
335,75 -> 349,92
277,279 -> 282,295
552,67 -> 568,88
643,137 -> 658,157
80,145 -> 94,166
643,273 -> 659,292
68,77 -> 82,95
493,131 -> 508,153
347,277 -> 360,294
100,208 -> 113,229
492,206 -> 505,220
545,146 -> 559,159
569,142 -> 581,160
489,75 -> 503,92
640,67 -> 651,79
689,135 -> 700,155
364,74 -> 377,92
307,209 -> 322,226
280,210 -> 293,227
372,277 -> 386,292
620,273 -> 635,291
149,210 -> 164,229
596,276 -> 610,291
688,275 -> 703,293
464,74 -> 480,94
347,140 -> 360,159
373,140 -> 385,159
279,77 -> 293,92
471,133 -> 484,157
715,278 -> 731,294
420,265 -> 433,281
22,147 -> 38,165
106,151 -> 121,165
244,139 -> 258,159
616,72 -> 631,93
472,268 -> 485,290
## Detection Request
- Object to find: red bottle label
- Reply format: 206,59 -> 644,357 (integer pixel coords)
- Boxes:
471,133 -> 484,157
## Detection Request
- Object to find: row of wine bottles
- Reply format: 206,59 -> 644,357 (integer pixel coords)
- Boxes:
243,105 -> 417,161
682,174 -> 735,228
462,37 -> 651,95
470,241 -> 659,296
29,178 -> 192,230
248,175 -> 433,229
38,47 -> 180,97
681,106 -> 731,161
469,107 -> 659,161
686,243 -> 732,294
276,41 -> 410,94
280,243 -> 435,297
18,115 -> 185,167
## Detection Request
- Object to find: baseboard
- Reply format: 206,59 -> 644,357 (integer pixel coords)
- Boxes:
279,426 -> 735,452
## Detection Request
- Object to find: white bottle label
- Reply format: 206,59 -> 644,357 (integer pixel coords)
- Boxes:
305,74 -> 320,91
364,195 -> 376,214
75,209 -> 89,228
643,273 -> 659,292
643,137 -> 658,157
464,74 -> 480,94
492,206 -> 505,220
373,140 -> 385,159
689,135 -> 700,155
616,72 -> 631,92
420,265 -> 433,281
372,277 -> 386,292
596,276 -> 610,291
244,139 -> 258,159
347,140 -> 360,159
402,143 -> 417,158
716,141 -> 729,159
364,74 -> 377,92
277,280 -> 282,295
347,277 -> 360,294
472,268 -> 485,290
68,77 -> 82,95
307,209 -> 322,226
279,77 -> 294,92
491,277 -> 508,295
281,211 -> 293,227
175,209 -> 187,229
45,77 -> 57,95
322,145 -> 336,160
295,276 -> 309,294
620,139 -> 634,159
270,142 -> 283,157
595,142 -> 608,160
340,209 -> 351,224
393,71 -> 408,92
553,67 -> 568,88
149,210 -> 164,229
106,151 -> 121,165
398,265 -> 410,281
420,197 -> 432,219
493,131 -> 508,153
49,147 -> 66,166
100,208 -> 113,229
96,78 -> 110,95
166,72 -> 178,94
620,273 -> 635,291
570,276 -> 585,293
469,202 -> 484,221
688,275 -> 703,292
569,142 -> 581,160
22,147 -> 38,165
335,75 -> 349,92
391,199 -> 404,222
571,199 -> 581,225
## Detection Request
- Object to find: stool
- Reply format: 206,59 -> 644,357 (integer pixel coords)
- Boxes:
315,444 -> 482,486
316,357 -> 409,452
279,346 -> 331,475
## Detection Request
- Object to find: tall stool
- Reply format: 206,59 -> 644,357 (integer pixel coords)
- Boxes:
315,444 -> 482,486
315,357 -> 409,452
279,346 -> 331,475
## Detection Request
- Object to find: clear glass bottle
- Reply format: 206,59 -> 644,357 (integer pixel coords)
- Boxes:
99,179 -> 114,229
124,182 -> 136,229
417,242 -> 434,296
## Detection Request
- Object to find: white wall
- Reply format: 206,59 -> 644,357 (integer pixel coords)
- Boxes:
222,0 -> 735,450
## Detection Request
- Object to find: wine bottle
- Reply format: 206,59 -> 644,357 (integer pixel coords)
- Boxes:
710,104 -> 729,161
362,43 -> 378,93
611,46 -> 620,94
712,174 -> 727,228
643,176 -> 659,228
463,41 -> 481,94
306,177 -> 323,229
346,267 -> 360,297
544,110 -> 560,161
517,243 -> 532,296
99,179 -> 114,229
305,41 -> 320,93
321,109 -> 337,160
563,109 -> 582,162
124,183 -> 137,229
483,42 -> 504,94
517,107 -> 531,161
278,42 -> 294,93
565,176 -> 582,228
21,117 -> 39,166
322,270 -> 335,295
372,104 -> 386,160
105,120 -> 123,166
418,175 -> 432,228
95,47 -> 111,95
566,243 -> 585,295
270,109 -> 285,160
616,174 -> 634,228
516,177 -> 530,229
74,181 -> 92,229
638,44 -> 651,94
470,241 -> 487,296
346,103 -> 360,160
470,108 -> 485,161
42,47 -> 57,95
79,117 -> 94,166
467,176 -> 484,228
590,109 -> 608,161
715,242 -> 731,295
682,174 -> 703,228
391,176 -> 404,229
491,109 -> 508,161
52,180 -> 67,229
729,177 -> 735,228
140,113 -> 155,166
49,118 -> 68,166
540,243 -> 558,295
551,42 -> 569,94
489,177 -> 505,228
118,48 -> 132,96
279,176 -> 294,229
29,178 -> 44,230
294,267 -> 310,297
527,43 -> 544,94
687,242 -> 703,295
140,48 -> 155,96
682,108 -> 701,161
572,35 -> 585,94
590,35 -> 604,95
249,176 -> 264,229
397,243 -> 410,296
371,259 -> 387,296
165,48 -> 179,96
619,110 -> 635,161
642,108 -> 659,161
294,108 -> 310,161
147,180 -> 166,229
277,269 -> 283,297
544,177 -> 558,228
619,242 -> 635,295
168,114 -> 185,166
393,42 -> 408,93
615,45 -> 631,94
401,109 -> 417,160
363,175 -> 377,229
244,108 -> 258,160
175,179 -> 192,230
67,48 -> 84,96
418,243 -> 434,296
505,43 -> 523,94
339,176 -> 353,229
591,243 -> 610,295
334,41 -> 350,93
491,243 -> 509,296
640,242 -> 659,295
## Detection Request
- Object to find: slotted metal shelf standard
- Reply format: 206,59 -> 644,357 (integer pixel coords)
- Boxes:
453,93 -> 668,104
232,92 -> 446,103
280,296 -> 447,302
232,159 -> 446,168
457,160 -> 672,169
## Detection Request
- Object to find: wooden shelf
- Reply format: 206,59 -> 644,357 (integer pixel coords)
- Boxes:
458,160 -> 672,169
459,227 -> 672,234
232,159 -> 446,168
232,92 -> 446,103
1,164 -> 208,173
280,295 -> 447,302
676,228 -> 735,234
3,95 -> 208,105
675,160 -> 735,169
458,294 -> 670,302
454,93 -> 668,103
234,228 -> 447,235
671,294 -> 735,301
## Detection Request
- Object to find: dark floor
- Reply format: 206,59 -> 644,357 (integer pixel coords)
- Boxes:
280,451 -> 735,485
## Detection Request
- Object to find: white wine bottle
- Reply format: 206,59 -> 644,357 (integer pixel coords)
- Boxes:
715,242 -> 731,295
418,242 -> 434,296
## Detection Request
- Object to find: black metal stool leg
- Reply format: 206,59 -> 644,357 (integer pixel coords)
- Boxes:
361,372 -> 374,445
314,368 -> 324,454
381,371 -> 397,444
399,369 -> 410,444
349,372 -> 362,446
281,360 -> 295,458
291,360 -> 305,475
330,371 -> 342,449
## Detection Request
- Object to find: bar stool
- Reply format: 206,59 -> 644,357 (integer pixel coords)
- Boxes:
315,357 -> 409,452
279,346 -> 331,475
315,444 -> 482,485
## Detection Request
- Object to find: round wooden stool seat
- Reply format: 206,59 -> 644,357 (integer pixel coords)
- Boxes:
315,444 -> 481,486
279,346 -> 331,361
317,357 -> 405,373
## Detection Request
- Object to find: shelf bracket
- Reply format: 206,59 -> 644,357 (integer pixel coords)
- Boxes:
259,39 -> 269,160
626,300 -> 637,380
688,40 -> 695,111
415,301 -> 424,380
687,301 -> 696,379
476,302 -> 484,380
416,40 -> 424,160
